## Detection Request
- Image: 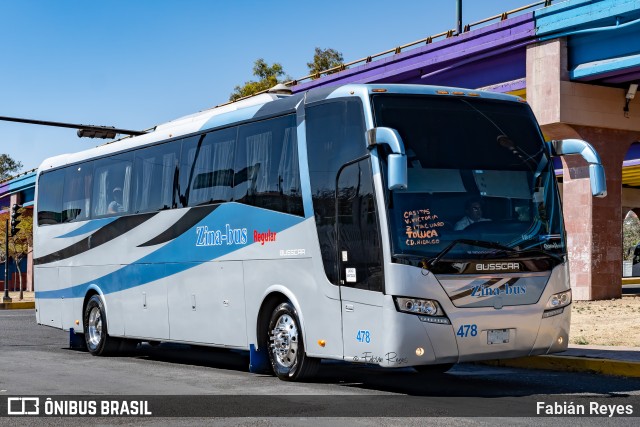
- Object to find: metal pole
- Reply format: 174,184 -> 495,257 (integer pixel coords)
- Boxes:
456,0 -> 463,35
3,219 -> 11,302
0,115 -> 147,136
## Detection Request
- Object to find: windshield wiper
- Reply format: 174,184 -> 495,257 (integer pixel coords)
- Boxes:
426,239 -> 516,270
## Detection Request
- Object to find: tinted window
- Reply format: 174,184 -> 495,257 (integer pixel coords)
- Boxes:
306,99 -> 368,283
337,159 -> 383,292
234,115 -> 302,215
92,152 -> 133,217
134,142 -> 180,213
62,162 -> 93,222
181,127 -> 236,207
372,94 -> 565,261
37,169 -> 64,226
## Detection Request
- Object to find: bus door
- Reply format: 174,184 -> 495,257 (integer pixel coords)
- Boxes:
336,158 -> 385,361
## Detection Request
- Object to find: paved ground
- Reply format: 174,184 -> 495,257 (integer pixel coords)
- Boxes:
1,310 -> 639,425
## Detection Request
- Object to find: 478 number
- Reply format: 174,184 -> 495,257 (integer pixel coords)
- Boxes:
356,330 -> 371,343
456,324 -> 478,338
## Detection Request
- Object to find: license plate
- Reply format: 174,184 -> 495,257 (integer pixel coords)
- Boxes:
488,329 -> 510,344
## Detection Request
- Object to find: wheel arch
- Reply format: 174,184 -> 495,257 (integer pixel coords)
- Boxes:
254,285 -> 305,352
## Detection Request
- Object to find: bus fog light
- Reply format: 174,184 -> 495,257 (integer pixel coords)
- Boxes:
416,347 -> 424,356
557,336 -> 563,345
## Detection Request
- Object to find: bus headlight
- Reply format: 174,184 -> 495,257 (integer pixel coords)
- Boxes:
545,290 -> 572,310
394,297 -> 445,316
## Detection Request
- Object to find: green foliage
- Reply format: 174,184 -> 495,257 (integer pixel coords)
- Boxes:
307,47 -> 344,78
0,207 -> 33,264
229,59 -> 289,101
0,154 -> 23,181
623,211 -> 640,260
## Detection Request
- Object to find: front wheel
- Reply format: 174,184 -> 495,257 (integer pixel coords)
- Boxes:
83,295 -> 120,356
267,302 -> 319,381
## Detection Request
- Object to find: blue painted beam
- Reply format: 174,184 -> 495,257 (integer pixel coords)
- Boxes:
572,53 -> 640,80
535,0 -> 640,36
0,170 -> 37,199
568,19 -> 640,73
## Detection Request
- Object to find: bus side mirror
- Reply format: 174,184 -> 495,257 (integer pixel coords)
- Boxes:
366,127 -> 408,191
549,139 -> 607,198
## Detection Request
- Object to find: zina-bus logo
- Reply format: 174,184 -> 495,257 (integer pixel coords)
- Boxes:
7,397 -> 39,415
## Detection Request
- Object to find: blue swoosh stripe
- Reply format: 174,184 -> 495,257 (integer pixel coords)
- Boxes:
36,204 -> 304,299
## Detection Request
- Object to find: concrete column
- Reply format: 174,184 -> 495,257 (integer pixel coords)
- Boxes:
527,38 -> 640,300
560,127 -> 638,299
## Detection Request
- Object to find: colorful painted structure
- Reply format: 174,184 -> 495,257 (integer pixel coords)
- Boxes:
1,0 -> 639,299
0,169 -> 36,291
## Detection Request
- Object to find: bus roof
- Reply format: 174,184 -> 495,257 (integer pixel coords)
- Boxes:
37,84 -> 524,173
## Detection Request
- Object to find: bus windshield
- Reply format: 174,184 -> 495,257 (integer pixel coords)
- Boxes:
372,94 -> 565,262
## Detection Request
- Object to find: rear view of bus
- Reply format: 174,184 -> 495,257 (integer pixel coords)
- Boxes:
33,84 -> 606,381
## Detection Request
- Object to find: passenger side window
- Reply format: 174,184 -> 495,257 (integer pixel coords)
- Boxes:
62,162 -> 93,222
134,142 -> 180,213
234,115 -> 302,215
181,127 -> 237,207
37,169 -> 64,226
92,153 -> 133,217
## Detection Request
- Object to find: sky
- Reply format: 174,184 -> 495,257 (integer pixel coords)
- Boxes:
0,0 -> 540,172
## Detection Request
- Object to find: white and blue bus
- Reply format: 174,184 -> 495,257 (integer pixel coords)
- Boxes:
34,84 -> 606,381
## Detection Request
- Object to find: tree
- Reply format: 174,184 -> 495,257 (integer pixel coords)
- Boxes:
623,210 -> 640,261
229,59 -> 289,101
0,206 -> 32,300
307,47 -> 344,79
0,154 -> 23,181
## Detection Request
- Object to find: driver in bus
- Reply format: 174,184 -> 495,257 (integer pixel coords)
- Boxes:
454,198 -> 490,230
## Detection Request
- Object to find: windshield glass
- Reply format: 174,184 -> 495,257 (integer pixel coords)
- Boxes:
372,94 -> 565,261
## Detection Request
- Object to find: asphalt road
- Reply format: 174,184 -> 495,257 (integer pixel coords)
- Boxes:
1,309 -> 639,426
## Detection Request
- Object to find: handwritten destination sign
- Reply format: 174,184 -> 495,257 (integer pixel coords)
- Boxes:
403,208 -> 445,246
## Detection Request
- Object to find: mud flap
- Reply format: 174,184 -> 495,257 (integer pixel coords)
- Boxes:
69,328 -> 87,350
249,343 -> 271,374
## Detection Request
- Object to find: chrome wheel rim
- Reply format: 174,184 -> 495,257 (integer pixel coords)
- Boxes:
270,314 -> 298,368
87,307 -> 103,349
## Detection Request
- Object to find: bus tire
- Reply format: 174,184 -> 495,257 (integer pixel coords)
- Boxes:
414,363 -> 454,375
83,295 -> 120,356
267,302 -> 319,381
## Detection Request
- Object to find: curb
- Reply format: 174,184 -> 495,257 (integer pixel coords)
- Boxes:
0,302 -> 35,310
483,355 -> 640,378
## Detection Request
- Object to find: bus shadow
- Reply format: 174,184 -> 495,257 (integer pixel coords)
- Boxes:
112,343 -> 640,398
314,362 -> 640,397
131,342 -> 250,373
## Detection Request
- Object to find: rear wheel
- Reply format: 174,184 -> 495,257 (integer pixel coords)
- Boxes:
267,302 -> 319,381
83,295 -> 120,356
